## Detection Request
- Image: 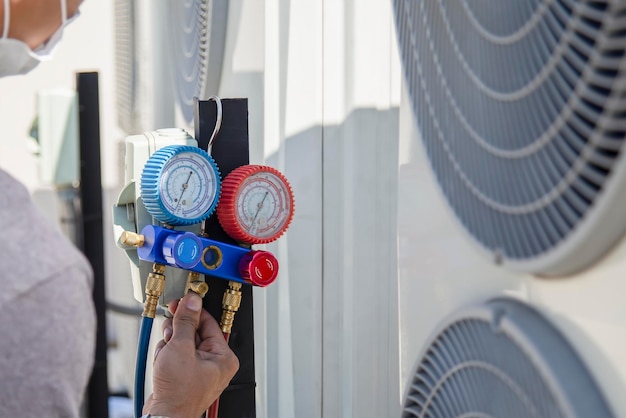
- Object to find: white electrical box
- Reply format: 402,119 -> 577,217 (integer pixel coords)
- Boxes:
112,128 -> 202,304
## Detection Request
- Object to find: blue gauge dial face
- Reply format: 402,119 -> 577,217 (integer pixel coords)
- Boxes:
158,151 -> 218,220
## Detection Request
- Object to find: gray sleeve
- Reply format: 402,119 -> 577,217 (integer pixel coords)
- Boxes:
0,263 -> 96,418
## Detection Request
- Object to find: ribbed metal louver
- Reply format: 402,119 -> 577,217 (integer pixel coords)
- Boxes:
403,298 -> 612,418
393,0 -> 626,275
114,0 -> 136,134
166,0 -> 228,124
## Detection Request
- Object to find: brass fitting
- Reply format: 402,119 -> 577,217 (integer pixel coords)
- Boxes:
185,271 -> 209,297
120,230 -> 145,247
220,281 -> 243,334
142,263 -> 166,318
189,281 -> 209,297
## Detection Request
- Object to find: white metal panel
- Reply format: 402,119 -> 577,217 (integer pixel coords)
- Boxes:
264,0 -> 324,415
321,2 -> 401,418
223,1 -> 325,417
228,0 -> 402,417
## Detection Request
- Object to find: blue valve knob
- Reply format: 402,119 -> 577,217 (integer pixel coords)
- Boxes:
162,232 -> 203,269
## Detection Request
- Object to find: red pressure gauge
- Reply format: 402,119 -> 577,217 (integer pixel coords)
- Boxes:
217,165 -> 295,244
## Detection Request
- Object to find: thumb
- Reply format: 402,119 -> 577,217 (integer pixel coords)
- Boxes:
171,292 -> 203,345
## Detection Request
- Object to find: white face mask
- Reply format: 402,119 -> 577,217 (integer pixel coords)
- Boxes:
0,0 -> 79,77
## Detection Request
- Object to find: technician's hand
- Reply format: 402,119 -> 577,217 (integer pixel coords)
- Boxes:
143,293 -> 239,418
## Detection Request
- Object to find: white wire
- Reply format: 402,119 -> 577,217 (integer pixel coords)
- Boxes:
2,0 -> 10,39
207,95 -> 222,154
60,0 -> 67,23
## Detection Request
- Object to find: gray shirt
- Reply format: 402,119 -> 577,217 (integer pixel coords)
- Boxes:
0,169 -> 96,417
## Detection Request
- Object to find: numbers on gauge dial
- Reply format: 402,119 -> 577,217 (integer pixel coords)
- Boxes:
159,151 -> 218,220
237,172 -> 292,239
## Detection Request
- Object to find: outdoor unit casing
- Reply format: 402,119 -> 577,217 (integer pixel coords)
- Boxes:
394,1 -> 626,416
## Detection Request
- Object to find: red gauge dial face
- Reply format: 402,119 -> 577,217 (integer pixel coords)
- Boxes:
236,172 -> 291,238
218,165 -> 294,244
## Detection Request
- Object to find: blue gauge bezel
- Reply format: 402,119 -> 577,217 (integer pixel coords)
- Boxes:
141,145 -> 221,226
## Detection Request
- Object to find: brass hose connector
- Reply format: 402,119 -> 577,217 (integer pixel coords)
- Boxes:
120,230 -> 145,247
142,263 -> 166,318
185,271 -> 209,297
220,281 -> 242,334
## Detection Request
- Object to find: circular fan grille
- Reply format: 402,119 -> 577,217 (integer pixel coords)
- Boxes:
167,0 -> 228,123
403,298 -> 612,418
393,0 -> 626,275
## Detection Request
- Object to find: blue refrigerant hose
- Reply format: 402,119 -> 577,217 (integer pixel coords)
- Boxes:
134,316 -> 154,418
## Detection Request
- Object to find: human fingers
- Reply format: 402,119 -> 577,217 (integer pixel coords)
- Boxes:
153,339 -> 166,363
197,309 -> 227,345
167,298 -> 180,316
142,394 -> 154,415
170,292 -> 203,346
162,317 -> 173,343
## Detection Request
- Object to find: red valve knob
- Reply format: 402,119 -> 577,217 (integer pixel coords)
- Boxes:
239,250 -> 279,287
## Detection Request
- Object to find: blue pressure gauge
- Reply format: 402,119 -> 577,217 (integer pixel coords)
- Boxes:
141,145 -> 221,226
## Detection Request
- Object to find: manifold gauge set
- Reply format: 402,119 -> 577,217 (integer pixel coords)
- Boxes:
110,118 -> 296,417
138,143 -> 294,287
112,126 -> 295,304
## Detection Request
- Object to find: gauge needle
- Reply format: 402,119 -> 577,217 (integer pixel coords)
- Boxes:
249,191 -> 269,231
175,171 -> 193,211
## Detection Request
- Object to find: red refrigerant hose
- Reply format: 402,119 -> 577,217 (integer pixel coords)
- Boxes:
206,333 -> 230,418
206,282 -> 241,418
